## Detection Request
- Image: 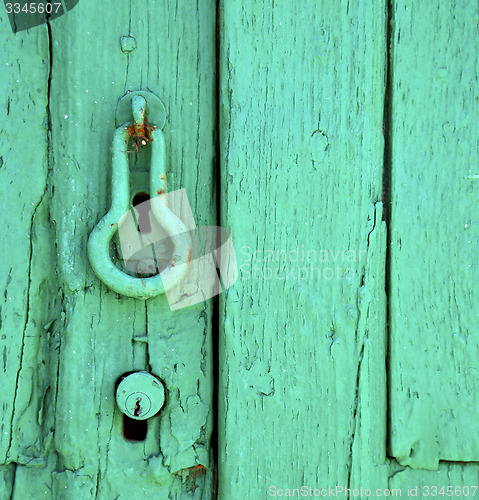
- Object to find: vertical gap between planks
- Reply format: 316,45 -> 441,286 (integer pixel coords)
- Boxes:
383,0 -> 394,459
211,0 -> 221,497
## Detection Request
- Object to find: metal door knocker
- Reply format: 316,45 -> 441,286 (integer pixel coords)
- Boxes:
88,91 -> 192,299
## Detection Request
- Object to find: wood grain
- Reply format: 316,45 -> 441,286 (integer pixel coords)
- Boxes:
388,0 -> 479,470
389,462 -> 479,497
3,0 -> 478,496
1,0 -> 216,497
218,1 -> 389,496
0,11 -> 59,497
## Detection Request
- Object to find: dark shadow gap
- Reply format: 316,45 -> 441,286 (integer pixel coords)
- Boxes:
383,0 -> 394,459
211,1 -> 221,498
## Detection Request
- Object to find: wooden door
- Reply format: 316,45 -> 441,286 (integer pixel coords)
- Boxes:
1,1 -> 478,499
1,1 -> 217,497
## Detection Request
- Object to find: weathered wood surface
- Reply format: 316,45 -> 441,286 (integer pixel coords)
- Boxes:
389,461 -> 479,497
0,12 -> 58,496
218,1 -> 389,497
3,1 -> 479,498
388,0 -> 479,470
1,0 -> 216,498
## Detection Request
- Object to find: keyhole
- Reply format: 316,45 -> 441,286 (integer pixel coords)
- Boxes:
132,192 -> 151,233
134,398 -> 142,417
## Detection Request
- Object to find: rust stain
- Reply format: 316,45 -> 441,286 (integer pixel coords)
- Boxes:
159,173 -> 168,190
188,464 -> 206,477
124,122 -> 156,154
187,248 -> 193,266
133,104 -> 146,137
176,465 -> 207,491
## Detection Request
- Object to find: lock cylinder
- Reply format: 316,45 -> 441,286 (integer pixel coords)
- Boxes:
116,372 -> 166,420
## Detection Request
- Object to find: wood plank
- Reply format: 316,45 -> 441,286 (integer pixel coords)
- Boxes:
2,0 -> 216,497
218,1 -> 389,496
389,462 -> 479,497
0,12 -> 61,498
388,0 -> 479,470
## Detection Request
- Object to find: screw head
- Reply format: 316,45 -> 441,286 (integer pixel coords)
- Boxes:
116,372 -> 165,420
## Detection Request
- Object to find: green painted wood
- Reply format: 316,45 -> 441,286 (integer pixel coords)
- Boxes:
3,1 -> 479,497
218,1 -> 389,496
388,0 -> 479,470
1,1 -> 216,498
0,14 -> 61,497
389,462 -> 479,497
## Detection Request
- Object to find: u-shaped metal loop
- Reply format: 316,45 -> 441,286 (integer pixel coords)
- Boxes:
88,102 -> 192,299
